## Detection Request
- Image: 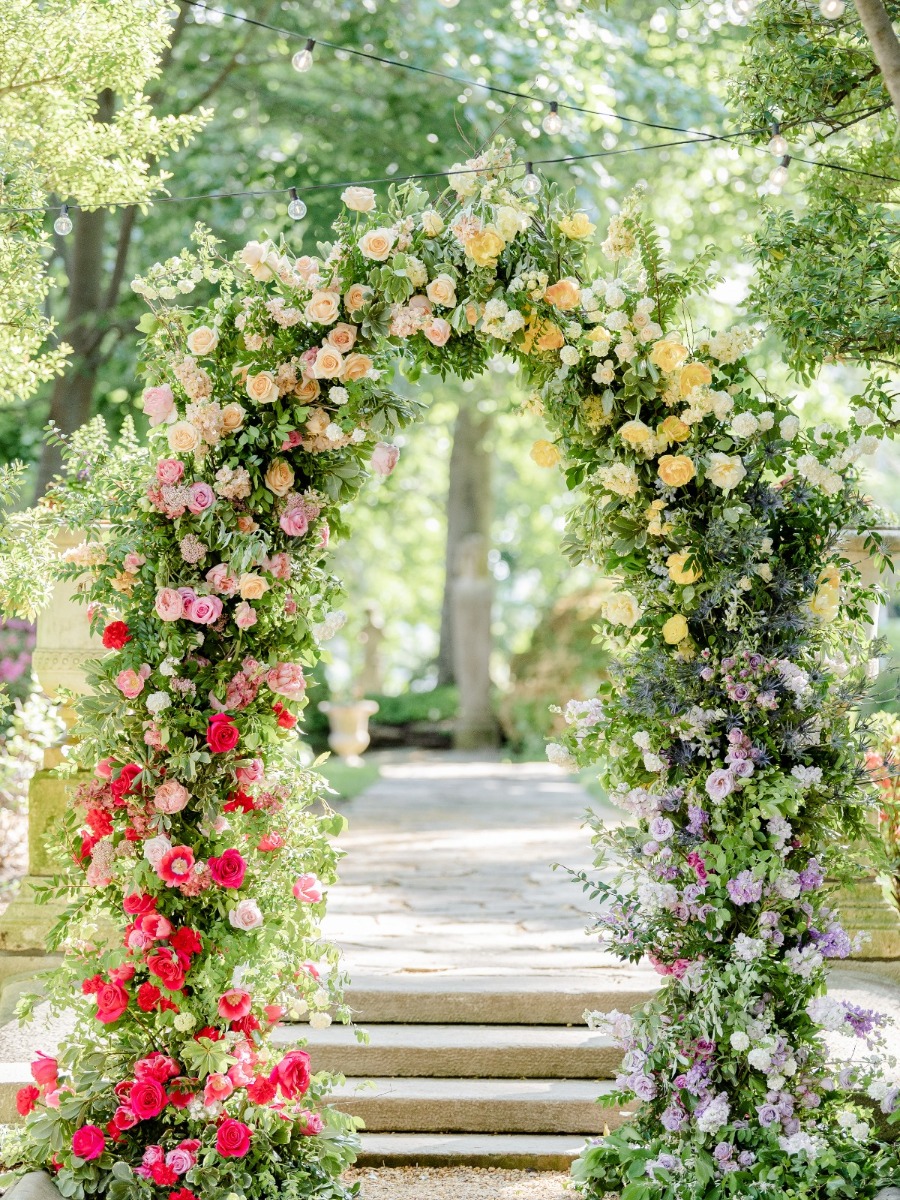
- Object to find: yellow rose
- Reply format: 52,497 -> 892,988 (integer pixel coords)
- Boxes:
619,419 -> 653,446
326,322 -> 358,353
239,573 -> 270,601
666,553 -> 702,585
649,340 -> 689,373
344,283 -> 373,314
530,439 -> 561,468
680,362 -> 713,395
264,458 -> 295,497
605,591 -> 643,628
706,452 -> 747,492
167,421 -> 200,454
662,614 -> 689,644
186,325 -> 218,356
313,346 -> 344,379
341,186 -> 376,212
659,415 -> 691,444
295,377 -> 321,402
358,227 -> 396,261
421,209 -> 444,236
426,274 -> 457,308
466,227 -> 505,268
343,352 -> 372,381
809,581 -> 840,622
221,403 -> 245,433
544,278 -> 581,310
657,454 -> 696,487
246,371 -> 279,405
558,212 -> 596,240
305,291 -> 340,325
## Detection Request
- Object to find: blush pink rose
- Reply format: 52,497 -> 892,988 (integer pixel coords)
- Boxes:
206,563 -> 239,595
115,668 -> 147,700
234,601 -> 257,630
188,595 -> 223,625
264,552 -> 292,580
371,442 -> 400,477
279,507 -> 309,537
95,757 -> 115,779
203,1073 -> 234,1107
236,758 -> 264,785
423,317 -> 451,347
156,459 -> 184,486
165,1147 -> 195,1176
293,874 -> 323,904
155,588 -> 184,621
154,780 -> 190,815
142,385 -> 175,427
188,482 -> 215,513
297,1109 -> 324,1136
267,662 -> 306,701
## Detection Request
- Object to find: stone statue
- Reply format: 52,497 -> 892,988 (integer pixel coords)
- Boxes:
451,533 -> 499,749
355,603 -> 386,698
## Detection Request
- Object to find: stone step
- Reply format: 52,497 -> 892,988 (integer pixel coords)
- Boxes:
333,971 -> 656,1025
327,1077 -> 631,1134
356,1132 -> 586,1170
287,1022 -> 621,1079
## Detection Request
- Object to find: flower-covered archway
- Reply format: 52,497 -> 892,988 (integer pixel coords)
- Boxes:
6,140 -> 900,1200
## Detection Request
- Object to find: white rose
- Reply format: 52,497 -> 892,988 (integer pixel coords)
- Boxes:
309,1011 -> 332,1029
186,325 -> 218,356
229,899 -> 264,931
425,273 -> 457,308
239,239 -> 274,280
143,835 -> 172,867
341,186 -> 376,212
604,590 -> 643,628
358,227 -> 396,261
706,452 -> 747,492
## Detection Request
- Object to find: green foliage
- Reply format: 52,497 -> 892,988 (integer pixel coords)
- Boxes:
366,686 -> 458,726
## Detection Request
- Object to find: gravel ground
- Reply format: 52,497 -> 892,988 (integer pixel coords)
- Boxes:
343,1168 -> 574,1199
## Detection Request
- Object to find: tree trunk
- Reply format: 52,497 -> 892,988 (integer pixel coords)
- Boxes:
36,91 -> 116,495
436,394 -> 493,686
854,0 -> 900,119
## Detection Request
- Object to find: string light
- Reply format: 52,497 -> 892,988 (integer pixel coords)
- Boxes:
287,188 -> 307,220
291,37 -> 315,72
522,162 -> 542,195
819,0 -> 845,16
769,155 -> 791,189
53,204 -> 73,236
768,123 -> 789,157
542,101 -> 563,136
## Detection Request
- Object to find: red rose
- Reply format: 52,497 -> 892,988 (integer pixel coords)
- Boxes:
102,621 -> 132,650
168,1089 -> 195,1109
273,702 -> 298,729
150,1163 -> 178,1187
170,927 -> 202,957
110,764 -> 142,802
72,1125 -> 106,1161
246,1076 -> 276,1105
137,982 -> 161,1012
95,981 -> 129,1024
77,833 -> 99,863
270,1049 -> 311,1100
206,713 -> 240,753
16,1085 -> 40,1116
208,848 -> 247,889
230,1013 -> 260,1036
146,950 -> 186,992
124,892 -> 157,916
112,1106 -> 138,1131
195,1026 -> 223,1042
215,1118 -> 252,1158
130,1078 -> 167,1121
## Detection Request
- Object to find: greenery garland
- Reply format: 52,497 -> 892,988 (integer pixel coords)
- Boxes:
2,139 -> 898,1200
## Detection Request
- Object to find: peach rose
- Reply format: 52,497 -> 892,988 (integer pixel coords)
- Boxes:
246,372 -> 279,405
358,227 -> 396,261
465,302 -> 482,326
327,322 -> 358,353
650,340 -> 689,373
344,283 -> 373,314
265,459 -> 295,496
680,362 -> 713,395
294,377 -> 321,402
186,326 -> 218,356
167,421 -> 200,454
466,227 -> 505,268
659,415 -> 691,444
342,352 -> 372,381
424,318 -> 451,347
221,403 -> 245,433
313,346 -> 344,379
537,323 -> 566,352
305,291 -> 340,326
544,278 -> 581,310
426,274 -> 457,308
154,780 -> 190,815
657,454 -> 696,487
341,186 -> 376,212
239,573 -> 269,601
619,419 -> 653,446
155,587 -> 184,621
306,408 -> 330,435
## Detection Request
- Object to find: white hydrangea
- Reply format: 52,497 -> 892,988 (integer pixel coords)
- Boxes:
730,412 -> 759,439
734,934 -> 765,962
780,414 -> 801,440
546,742 -> 577,770
560,346 -> 580,366
330,386 -> 349,406
632,730 -> 652,750
791,765 -> 823,788
146,691 -> 171,715
730,1031 -> 750,1051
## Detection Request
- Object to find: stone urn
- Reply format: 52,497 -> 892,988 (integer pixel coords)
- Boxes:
320,700 -> 379,765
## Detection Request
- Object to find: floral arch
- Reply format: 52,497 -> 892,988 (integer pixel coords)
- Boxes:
5,139 -> 900,1200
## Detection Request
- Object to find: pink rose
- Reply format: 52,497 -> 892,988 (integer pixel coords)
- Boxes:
297,1109 -> 324,1136
188,482 -> 215,513
206,563 -> 238,596
218,988 -> 252,1020
236,758 -> 264,785
123,552 -> 146,573
72,1124 -> 106,1161
234,601 -> 257,630
155,588 -> 184,622
370,442 -> 400,477
189,595 -> 223,625
279,507 -> 309,538
156,459 -> 184,486
142,385 -> 175,427
165,1147 -> 195,1176
115,668 -> 146,700
293,873 -> 323,904
95,758 -> 115,779
267,662 -> 306,701
203,1072 -> 234,1106
264,552 -> 292,580
154,780 -> 190,815
423,317 -> 451,347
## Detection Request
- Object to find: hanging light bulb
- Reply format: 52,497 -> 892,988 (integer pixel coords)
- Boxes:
438,0 -> 461,7
54,203 -> 73,236
542,101 -> 563,136
819,0 -> 845,16
769,156 -> 790,189
287,188 -> 307,220
292,38 -> 315,72
522,163 -> 542,196
768,123 -> 789,157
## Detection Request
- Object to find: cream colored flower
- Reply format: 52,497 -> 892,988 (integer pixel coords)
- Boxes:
466,227 -> 505,268
167,421 -> 200,454
494,205 -> 527,241
666,553 -> 701,585
426,274 -> 457,308
680,362 -> 713,395
421,210 -> 444,236
295,377 -> 321,402
327,322 -> 358,353
305,291 -> 340,325
341,186 -> 376,212
557,212 -> 596,240
313,346 -> 344,379
657,454 -> 696,487
650,340 -> 689,373
359,227 -> 396,261
530,439 -> 561,468
604,591 -> 643,628
659,415 -> 691,444
221,403 -> 245,433
662,613 -> 689,644
706,452 -> 747,492
343,352 -> 372,381
239,573 -> 270,601
239,239 -> 276,280
264,458 -> 295,496
619,419 -> 653,447
246,371 -> 279,405
186,325 -> 218,356
344,283 -> 373,314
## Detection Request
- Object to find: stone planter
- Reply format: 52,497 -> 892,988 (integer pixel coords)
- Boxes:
320,700 -> 379,765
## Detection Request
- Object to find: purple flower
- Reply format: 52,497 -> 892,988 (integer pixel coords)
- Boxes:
798,857 -> 825,892
730,684 -> 751,701
687,805 -> 708,835
727,870 -> 763,905
705,768 -> 735,802
649,816 -> 674,841
700,666 -> 715,681
756,1103 -> 780,1127
713,1142 -> 733,1162
660,1103 -> 687,1132
631,1073 -> 657,1101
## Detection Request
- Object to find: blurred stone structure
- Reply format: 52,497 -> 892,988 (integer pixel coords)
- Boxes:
451,534 -> 499,750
